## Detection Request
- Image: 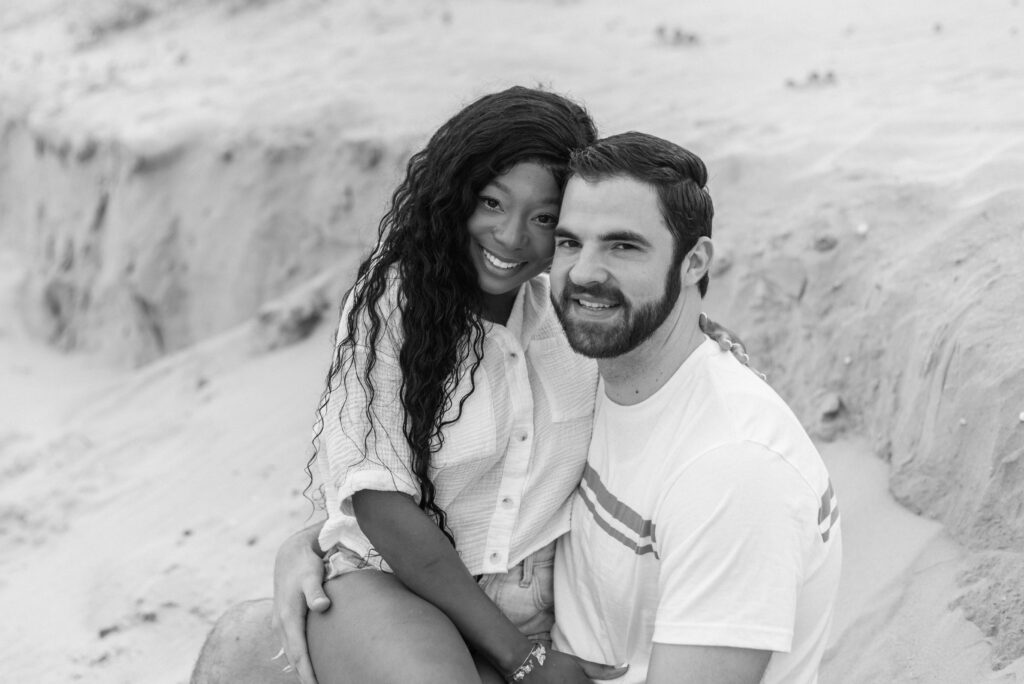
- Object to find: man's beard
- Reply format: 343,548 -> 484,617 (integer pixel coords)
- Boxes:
553,266 -> 682,359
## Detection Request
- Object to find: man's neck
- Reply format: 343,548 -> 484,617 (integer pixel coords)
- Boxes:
597,294 -> 705,406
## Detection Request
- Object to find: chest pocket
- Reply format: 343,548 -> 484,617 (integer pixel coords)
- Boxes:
432,363 -> 499,471
529,337 -> 598,423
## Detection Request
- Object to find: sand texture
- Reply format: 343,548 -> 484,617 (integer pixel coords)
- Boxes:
1,0 -> 1023,681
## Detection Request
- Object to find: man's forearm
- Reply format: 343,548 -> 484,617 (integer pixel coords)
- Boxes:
295,520 -> 326,555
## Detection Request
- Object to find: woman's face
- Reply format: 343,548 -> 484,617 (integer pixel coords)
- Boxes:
466,161 -> 562,312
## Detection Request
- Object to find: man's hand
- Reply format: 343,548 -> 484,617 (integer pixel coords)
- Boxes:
517,648 -> 628,682
272,522 -> 329,684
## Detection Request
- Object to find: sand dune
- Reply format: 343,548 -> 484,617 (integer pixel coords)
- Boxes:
2,0 -> 1022,681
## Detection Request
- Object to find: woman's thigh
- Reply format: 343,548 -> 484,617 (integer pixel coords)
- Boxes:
307,570 -> 479,684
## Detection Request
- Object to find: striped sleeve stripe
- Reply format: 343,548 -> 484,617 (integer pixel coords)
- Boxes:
579,464 -> 659,557
818,479 -> 840,542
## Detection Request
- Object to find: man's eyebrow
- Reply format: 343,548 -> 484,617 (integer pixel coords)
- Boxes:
554,226 -> 578,238
602,230 -> 653,247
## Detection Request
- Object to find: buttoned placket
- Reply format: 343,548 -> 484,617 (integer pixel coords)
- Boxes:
480,328 -> 534,573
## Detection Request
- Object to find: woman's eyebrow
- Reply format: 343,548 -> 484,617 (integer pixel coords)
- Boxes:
485,180 -> 560,205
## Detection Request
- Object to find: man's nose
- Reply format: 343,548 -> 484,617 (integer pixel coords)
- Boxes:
493,214 -> 529,250
568,246 -> 607,285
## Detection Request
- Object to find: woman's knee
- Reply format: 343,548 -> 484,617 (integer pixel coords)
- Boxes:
307,571 -> 478,684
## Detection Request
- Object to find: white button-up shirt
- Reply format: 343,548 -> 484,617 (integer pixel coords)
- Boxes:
317,273 -> 597,575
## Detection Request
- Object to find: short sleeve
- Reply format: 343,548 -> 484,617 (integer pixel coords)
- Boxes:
317,283 -> 420,514
652,441 -> 817,653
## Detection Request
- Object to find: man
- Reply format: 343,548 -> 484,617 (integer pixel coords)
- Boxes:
546,132 -> 841,683
193,133 -> 840,684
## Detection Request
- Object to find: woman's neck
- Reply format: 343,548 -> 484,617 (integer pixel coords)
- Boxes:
480,289 -> 519,325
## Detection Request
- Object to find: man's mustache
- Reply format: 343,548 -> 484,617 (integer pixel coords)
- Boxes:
558,282 -> 626,306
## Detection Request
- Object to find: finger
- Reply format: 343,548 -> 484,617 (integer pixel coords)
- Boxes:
718,335 -> 733,352
572,655 -> 629,680
295,653 -> 319,684
302,578 -> 332,612
283,614 -> 316,684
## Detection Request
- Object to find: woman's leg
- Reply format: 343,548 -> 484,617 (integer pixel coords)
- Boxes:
307,570 -> 480,684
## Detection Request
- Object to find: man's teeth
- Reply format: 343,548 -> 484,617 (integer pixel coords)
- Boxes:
483,248 -> 522,270
578,299 -> 613,310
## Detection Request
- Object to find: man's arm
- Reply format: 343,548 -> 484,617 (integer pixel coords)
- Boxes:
647,643 -> 771,684
273,520 -> 330,684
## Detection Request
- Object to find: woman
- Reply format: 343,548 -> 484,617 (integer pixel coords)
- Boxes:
296,86 -> 613,684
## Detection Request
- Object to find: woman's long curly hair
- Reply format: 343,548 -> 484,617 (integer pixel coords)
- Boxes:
308,87 -> 597,544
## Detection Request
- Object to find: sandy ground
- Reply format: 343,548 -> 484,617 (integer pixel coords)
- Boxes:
2,0 -> 1023,682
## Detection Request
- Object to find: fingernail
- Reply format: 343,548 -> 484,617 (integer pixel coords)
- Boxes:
272,648 -> 286,661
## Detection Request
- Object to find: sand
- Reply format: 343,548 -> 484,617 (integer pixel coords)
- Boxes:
1,0 -> 1022,682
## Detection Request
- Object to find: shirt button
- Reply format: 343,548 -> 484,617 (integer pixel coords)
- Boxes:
510,352 -> 519,360
517,431 -> 529,442
490,552 -> 500,562
502,496 -> 514,508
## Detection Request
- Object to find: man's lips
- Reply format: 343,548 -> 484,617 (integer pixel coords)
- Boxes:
561,286 -> 624,315
574,297 -> 617,311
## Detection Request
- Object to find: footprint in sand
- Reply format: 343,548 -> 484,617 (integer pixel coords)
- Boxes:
655,24 -> 700,47
785,70 -> 838,90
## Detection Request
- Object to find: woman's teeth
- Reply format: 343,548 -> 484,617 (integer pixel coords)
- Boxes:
483,248 -> 522,270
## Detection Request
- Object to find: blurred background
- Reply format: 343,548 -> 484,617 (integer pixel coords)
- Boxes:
1,0 -> 1022,681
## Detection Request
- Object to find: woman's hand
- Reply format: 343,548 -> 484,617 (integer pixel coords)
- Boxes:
699,313 -> 766,380
272,522 -> 330,684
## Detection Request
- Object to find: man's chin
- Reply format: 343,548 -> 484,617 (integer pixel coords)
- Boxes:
562,321 -> 625,359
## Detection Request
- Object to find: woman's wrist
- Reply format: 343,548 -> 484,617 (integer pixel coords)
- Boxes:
504,642 -> 548,682
494,635 -> 536,677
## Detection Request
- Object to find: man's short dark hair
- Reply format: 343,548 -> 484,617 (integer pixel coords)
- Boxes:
568,132 -> 714,296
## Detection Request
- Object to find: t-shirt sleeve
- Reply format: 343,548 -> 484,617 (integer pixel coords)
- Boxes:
317,285 -> 420,514
652,441 -> 817,653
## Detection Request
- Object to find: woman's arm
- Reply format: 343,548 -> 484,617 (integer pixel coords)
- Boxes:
354,490 -> 608,682
353,490 -> 533,674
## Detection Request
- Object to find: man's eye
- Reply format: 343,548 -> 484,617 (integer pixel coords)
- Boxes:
555,238 -> 579,249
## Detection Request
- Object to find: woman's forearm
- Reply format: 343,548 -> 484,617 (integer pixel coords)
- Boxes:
352,489 -> 533,674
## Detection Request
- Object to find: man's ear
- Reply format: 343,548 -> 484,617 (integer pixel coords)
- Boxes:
682,237 -> 713,287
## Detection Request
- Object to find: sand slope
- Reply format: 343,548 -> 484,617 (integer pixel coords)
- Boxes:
2,0 -> 1023,681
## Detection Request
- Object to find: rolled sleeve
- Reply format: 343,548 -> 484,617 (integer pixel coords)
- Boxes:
318,287 -> 421,516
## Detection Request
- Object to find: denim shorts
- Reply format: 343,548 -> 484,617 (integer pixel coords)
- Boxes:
323,540 -> 555,643
477,541 -> 555,643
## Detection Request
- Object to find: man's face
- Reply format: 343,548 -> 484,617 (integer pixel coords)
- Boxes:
550,175 -> 683,359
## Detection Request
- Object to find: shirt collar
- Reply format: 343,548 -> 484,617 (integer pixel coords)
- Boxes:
492,274 -> 551,347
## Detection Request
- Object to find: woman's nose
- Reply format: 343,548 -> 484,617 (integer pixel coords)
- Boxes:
493,215 -> 529,250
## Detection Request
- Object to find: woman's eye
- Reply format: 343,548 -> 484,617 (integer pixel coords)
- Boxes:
535,213 -> 559,227
479,197 -> 501,210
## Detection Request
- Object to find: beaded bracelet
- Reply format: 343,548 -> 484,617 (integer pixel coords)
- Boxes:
506,641 -> 548,682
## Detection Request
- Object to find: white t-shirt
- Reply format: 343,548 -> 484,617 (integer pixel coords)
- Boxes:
316,273 -> 599,575
553,339 -> 842,684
